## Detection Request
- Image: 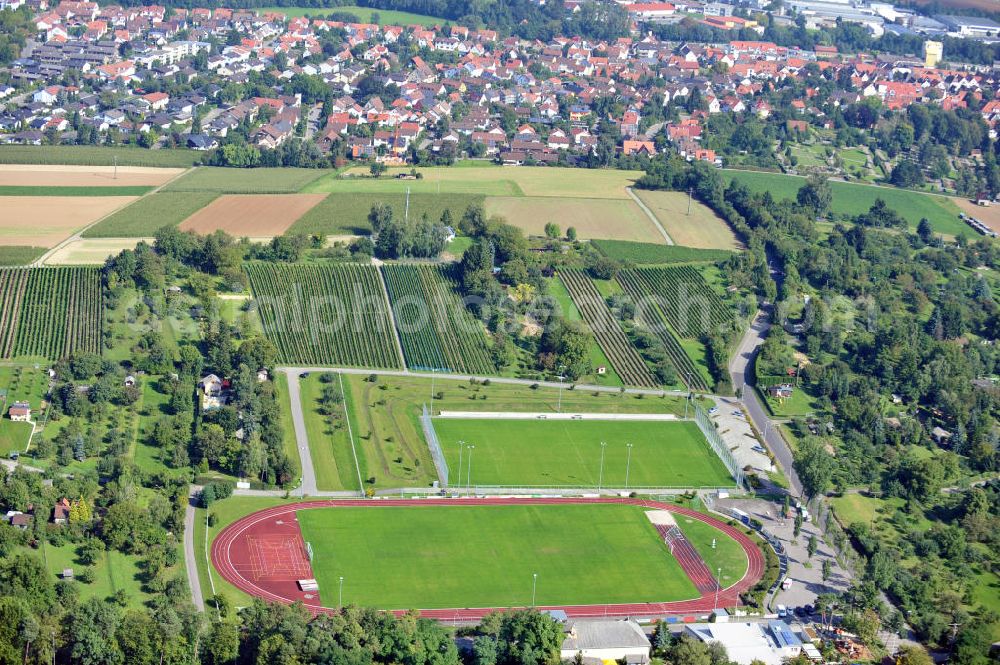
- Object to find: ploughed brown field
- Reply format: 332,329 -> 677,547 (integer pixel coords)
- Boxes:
178,193 -> 327,236
0,164 -> 184,187
0,196 -> 138,247
955,198 -> 1000,234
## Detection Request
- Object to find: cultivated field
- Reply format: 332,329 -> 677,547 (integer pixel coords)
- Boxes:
297,503 -> 701,608
289,192 -> 482,236
381,264 -> 494,374
44,238 -> 149,265
0,196 -> 137,247
306,166 -> 642,199
0,164 -> 184,187
178,194 -> 326,236
485,196 -> 662,242
559,269 -> 658,387
591,240 -> 734,264
434,418 -> 733,488
723,170 -> 967,236
0,247 -> 46,266
246,263 -> 402,368
83,192 -> 219,237
633,189 -> 741,249
0,145 -> 201,167
165,167 -> 327,193
0,266 -> 102,358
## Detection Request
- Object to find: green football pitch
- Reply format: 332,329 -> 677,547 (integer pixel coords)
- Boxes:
433,419 -> 734,489
296,503 -> 715,609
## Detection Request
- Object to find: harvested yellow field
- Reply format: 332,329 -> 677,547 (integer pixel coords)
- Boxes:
484,196 -> 664,243
44,238 -> 153,265
178,194 -> 327,236
0,196 -> 137,247
0,164 -> 185,187
633,189 -> 741,249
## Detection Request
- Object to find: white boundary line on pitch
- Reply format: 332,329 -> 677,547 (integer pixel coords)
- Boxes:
435,411 -> 680,421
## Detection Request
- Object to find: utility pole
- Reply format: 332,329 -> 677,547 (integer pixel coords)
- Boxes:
339,576 -> 344,609
113,154 -> 118,180
713,567 -> 722,609
598,442 -> 607,493
532,573 -> 538,607
404,186 -> 410,224
625,443 -> 633,491
557,374 -> 565,413
467,445 -> 474,493
687,187 -> 692,215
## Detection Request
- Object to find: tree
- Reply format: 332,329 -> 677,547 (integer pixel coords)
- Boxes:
797,175 -> 832,215
566,227 -> 577,241
369,161 -> 387,178
544,222 -> 560,239
795,437 -> 834,499
890,160 -> 923,188
68,598 -> 123,665
807,534 -> 818,558
204,620 -> 239,665
368,202 -> 393,236
822,558 -> 832,582
478,610 -> 562,665
916,218 -> 934,244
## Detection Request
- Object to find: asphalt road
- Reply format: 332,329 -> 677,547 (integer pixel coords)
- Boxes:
282,368 -> 319,496
728,308 -> 803,497
184,488 -> 205,612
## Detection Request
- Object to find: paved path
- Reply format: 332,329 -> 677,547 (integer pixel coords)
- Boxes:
282,368 -> 319,496
728,309 -> 803,497
185,487 -> 205,612
626,187 -> 674,245
0,458 -> 44,474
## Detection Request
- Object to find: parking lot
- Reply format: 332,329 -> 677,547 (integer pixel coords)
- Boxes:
709,396 -> 774,474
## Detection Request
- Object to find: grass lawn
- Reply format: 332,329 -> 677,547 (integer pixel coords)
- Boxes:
0,246 -> 46,265
484,196 -> 661,243
0,185 -> 154,197
297,502 -> 702,608
83,192 -> 218,237
164,167 -> 327,194
0,365 -> 50,456
272,372 -> 302,485
299,373 -> 361,491
289,192 -> 483,236
756,378 -> 819,417
675,513 -> 749,586
310,373 -> 692,489
0,145 -> 202,168
305,165 -> 642,199
722,170 -> 967,236
632,190 -> 741,250
257,4 -> 445,25
434,419 -> 733,489
591,240 -> 734,264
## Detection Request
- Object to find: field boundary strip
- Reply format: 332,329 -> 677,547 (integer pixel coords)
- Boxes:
211,497 -> 763,620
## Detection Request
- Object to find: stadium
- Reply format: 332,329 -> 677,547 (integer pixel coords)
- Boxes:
211,497 -> 765,619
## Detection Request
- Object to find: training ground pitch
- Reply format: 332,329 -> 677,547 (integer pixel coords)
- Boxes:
211,497 -> 765,619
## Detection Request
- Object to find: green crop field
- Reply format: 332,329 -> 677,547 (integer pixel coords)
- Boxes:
258,4 -> 445,25
289,192 -> 482,236
0,145 -> 202,168
305,165 -> 642,199
246,263 -> 402,368
722,170 -> 967,236
0,185 -> 154,197
382,264 -> 494,374
0,267 -> 103,359
164,167 -> 327,194
591,240 -> 735,264
82,192 -> 219,237
296,502 -> 706,608
434,418 -> 733,488
0,246 -> 45,266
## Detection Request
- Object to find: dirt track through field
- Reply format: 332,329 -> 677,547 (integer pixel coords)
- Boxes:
0,164 -> 184,187
179,194 -> 327,236
211,496 -> 765,620
0,196 -> 138,247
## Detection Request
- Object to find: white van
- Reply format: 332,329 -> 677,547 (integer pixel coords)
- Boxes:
777,604 -> 788,618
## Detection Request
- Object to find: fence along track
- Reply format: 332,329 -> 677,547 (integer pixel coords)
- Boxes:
559,269 -> 657,388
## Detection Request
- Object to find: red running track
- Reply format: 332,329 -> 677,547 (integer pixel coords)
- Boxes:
210,497 -> 765,621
